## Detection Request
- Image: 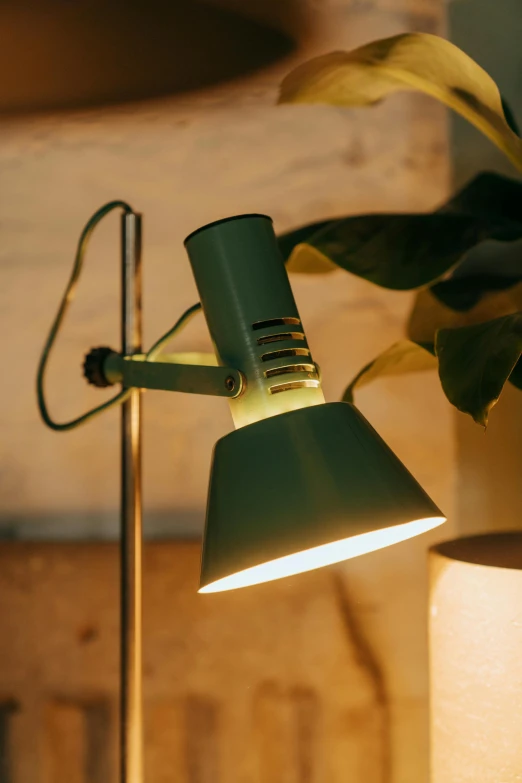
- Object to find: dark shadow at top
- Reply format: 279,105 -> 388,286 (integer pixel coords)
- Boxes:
0,0 -> 302,116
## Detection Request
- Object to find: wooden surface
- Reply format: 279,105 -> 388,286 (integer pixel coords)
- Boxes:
1,542 -> 387,783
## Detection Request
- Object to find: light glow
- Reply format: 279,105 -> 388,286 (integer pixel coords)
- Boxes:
199,515 -> 445,593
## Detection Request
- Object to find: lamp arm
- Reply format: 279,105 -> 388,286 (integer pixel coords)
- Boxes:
98,350 -> 244,398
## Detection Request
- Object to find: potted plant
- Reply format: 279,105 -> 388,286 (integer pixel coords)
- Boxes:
277,32 -> 522,427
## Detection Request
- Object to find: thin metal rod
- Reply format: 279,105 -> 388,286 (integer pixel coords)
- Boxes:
120,211 -> 143,783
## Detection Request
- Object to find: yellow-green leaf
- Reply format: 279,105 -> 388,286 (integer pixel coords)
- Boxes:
287,243 -> 338,274
278,219 -> 337,273
279,33 -> 522,172
343,340 -> 436,402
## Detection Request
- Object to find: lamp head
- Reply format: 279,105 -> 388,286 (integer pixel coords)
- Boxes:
185,214 -> 445,593
185,214 -> 325,429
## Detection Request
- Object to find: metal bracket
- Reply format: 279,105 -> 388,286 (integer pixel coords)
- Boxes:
103,351 -> 244,398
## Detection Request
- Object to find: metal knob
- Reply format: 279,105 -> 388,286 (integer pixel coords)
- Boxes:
83,346 -> 115,387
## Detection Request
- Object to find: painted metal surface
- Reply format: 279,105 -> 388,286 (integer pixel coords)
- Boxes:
185,214 -> 325,428
200,401 -> 444,590
104,352 -> 243,399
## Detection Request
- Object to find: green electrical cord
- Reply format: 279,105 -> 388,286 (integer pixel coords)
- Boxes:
37,200 -> 203,431
37,201 -> 134,431
145,301 -> 202,361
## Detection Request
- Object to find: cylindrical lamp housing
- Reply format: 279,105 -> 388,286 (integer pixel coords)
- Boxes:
430,533 -> 522,783
184,214 -> 324,428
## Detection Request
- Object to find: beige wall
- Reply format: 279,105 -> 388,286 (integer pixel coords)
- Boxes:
0,1 -> 454,781
1,0 -> 451,537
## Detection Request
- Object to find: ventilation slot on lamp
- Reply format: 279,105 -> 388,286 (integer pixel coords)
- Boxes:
269,379 -> 321,395
257,332 -> 305,345
265,364 -> 316,379
254,317 -> 319,394
261,348 -> 311,362
252,317 -> 301,331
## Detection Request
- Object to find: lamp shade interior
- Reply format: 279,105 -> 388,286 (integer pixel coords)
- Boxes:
200,516 -> 443,593
199,402 -> 445,592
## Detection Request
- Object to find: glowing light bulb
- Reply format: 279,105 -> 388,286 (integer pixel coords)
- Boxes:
200,516 -> 445,593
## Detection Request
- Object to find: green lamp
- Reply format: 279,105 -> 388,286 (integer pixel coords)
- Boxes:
183,214 -> 444,592
38,204 -> 445,783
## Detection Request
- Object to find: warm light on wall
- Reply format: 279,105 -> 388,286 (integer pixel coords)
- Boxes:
430,533 -> 522,783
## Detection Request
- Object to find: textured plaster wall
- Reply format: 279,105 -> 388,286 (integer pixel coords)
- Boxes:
0,1 -> 454,782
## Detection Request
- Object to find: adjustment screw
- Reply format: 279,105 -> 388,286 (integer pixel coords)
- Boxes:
225,376 -> 236,392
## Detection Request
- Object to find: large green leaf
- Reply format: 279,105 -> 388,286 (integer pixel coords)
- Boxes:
435,314 -> 522,426
440,171 -> 522,222
284,212 -> 521,287
408,283 -> 522,343
431,272 -> 522,311
280,172 -> 522,287
430,173 -> 522,307
343,340 -> 436,402
343,318 -> 522,425
279,33 -> 522,171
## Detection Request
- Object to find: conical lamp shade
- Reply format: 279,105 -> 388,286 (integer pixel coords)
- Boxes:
199,402 -> 445,592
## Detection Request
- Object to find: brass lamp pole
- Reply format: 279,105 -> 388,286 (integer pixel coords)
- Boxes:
120,212 -> 144,783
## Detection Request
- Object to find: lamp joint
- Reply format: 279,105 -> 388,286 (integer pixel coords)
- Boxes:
83,346 -> 116,388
